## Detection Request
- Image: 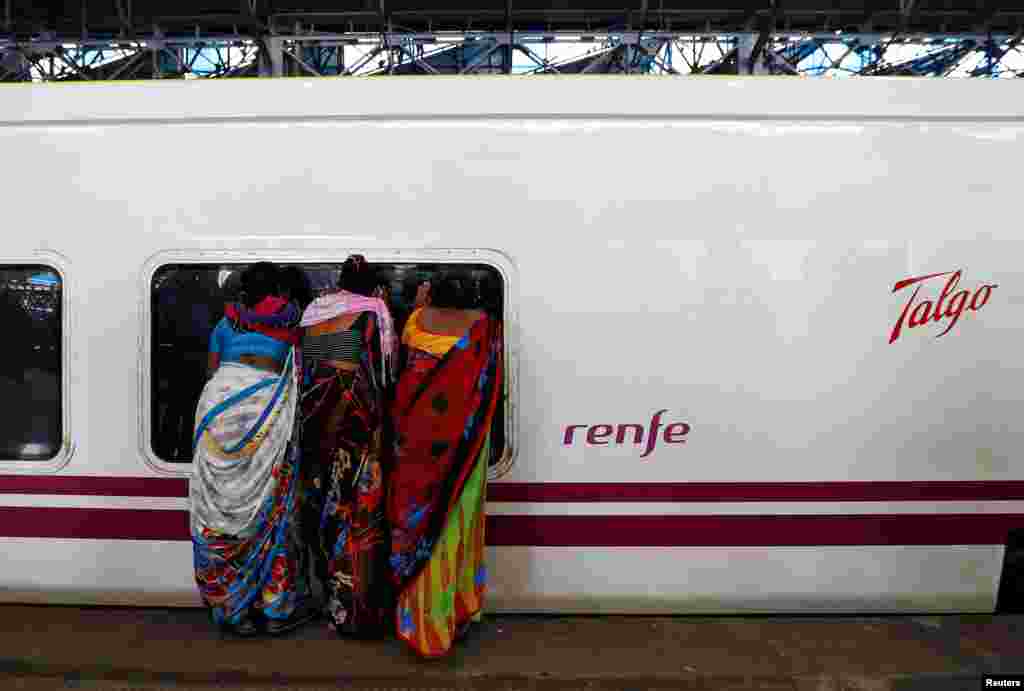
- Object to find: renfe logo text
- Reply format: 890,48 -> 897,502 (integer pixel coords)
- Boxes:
563,409 -> 691,459
889,270 -> 997,344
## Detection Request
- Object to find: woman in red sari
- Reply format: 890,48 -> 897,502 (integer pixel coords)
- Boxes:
387,272 -> 504,658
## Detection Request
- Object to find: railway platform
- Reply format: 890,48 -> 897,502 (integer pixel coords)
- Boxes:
0,605 -> 1022,690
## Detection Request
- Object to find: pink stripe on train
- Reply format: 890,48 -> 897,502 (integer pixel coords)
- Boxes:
3,476 -> 1024,503
0,506 -> 1022,546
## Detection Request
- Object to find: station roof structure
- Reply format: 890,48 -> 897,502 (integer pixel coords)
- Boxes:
3,1 -> 1024,79
7,0 -> 1024,38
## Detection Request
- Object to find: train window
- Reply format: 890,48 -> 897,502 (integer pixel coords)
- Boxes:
0,265 -> 63,461
149,261 -> 509,469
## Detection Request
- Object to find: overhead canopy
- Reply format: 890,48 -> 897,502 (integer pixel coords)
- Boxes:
6,0 -> 1024,37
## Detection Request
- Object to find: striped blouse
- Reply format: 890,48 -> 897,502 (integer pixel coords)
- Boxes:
303,328 -> 363,365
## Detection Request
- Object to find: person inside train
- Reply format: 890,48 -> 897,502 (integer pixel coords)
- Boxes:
278,265 -> 315,312
474,270 -> 503,320
385,268 -> 433,339
190,261 -> 316,636
298,254 -> 398,636
386,271 -> 504,658
153,268 -> 221,460
373,266 -> 395,303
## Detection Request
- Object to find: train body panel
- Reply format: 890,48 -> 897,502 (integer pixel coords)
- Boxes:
0,538 -> 1006,613
0,77 -> 1022,611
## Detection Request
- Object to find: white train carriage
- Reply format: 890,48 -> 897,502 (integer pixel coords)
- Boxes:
0,76 -> 1022,612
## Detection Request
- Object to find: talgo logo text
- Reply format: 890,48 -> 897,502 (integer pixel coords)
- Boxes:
889,270 -> 997,344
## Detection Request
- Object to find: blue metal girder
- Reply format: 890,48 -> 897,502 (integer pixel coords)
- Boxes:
380,38 -> 502,74
778,39 -> 821,64
871,41 -> 975,76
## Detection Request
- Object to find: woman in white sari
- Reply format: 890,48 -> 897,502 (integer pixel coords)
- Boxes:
190,262 -> 316,636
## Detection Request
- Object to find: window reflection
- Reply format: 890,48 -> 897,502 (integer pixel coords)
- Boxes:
0,266 -> 62,461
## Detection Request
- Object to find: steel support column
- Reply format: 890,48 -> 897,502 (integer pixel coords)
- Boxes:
622,32 -> 638,73
736,33 -> 760,73
0,48 -> 28,81
260,37 -> 284,77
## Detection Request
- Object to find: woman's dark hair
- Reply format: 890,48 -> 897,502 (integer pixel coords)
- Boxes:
278,266 -> 313,309
429,270 -> 477,310
239,262 -> 280,308
337,254 -> 377,297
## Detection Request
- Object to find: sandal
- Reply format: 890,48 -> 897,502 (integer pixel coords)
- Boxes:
265,604 -> 318,636
454,621 -> 472,643
221,613 -> 262,637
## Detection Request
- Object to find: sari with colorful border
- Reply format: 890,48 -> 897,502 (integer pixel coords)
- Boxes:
190,347 -> 314,632
387,315 -> 503,658
300,310 -> 393,636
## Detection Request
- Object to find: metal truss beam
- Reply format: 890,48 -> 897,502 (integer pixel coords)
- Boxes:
4,31 -> 1022,52
970,31 -> 1023,75
2,30 -> 1022,81
8,0 -> 1024,37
